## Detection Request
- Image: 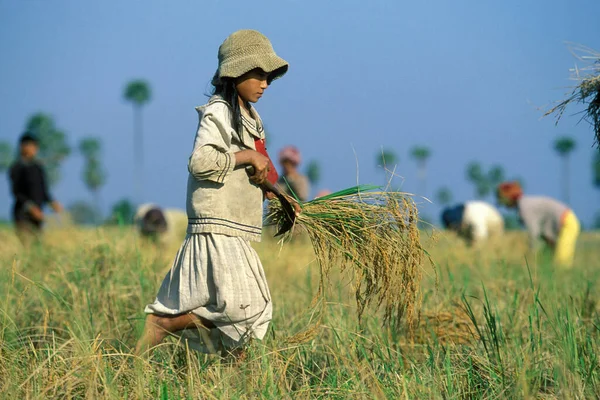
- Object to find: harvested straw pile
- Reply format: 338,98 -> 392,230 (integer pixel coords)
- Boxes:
545,44 -> 600,148
267,185 -> 430,333
414,306 -> 478,346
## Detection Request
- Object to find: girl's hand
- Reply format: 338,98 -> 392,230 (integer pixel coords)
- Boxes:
249,151 -> 270,185
234,150 -> 270,185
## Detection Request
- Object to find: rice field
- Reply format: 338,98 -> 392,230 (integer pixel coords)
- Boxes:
1,225 -> 600,399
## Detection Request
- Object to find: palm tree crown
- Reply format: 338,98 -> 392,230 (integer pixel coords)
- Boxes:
124,80 -> 151,106
410,146 -> 431,162
553,136 -> 576,203
554,136 -> 576,156
123,79 -> 152,204
376,149 -> 398,168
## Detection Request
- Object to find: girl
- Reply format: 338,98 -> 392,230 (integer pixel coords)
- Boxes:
135,30 -> 289,356
496,181 -> 580,268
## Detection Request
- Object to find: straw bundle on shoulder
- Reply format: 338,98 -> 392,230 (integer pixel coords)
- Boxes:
266,185 -> 430,332
545,44 -> 600,148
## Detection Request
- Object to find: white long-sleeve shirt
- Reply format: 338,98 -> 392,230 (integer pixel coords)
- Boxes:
186,96 -> 266,241
462,201 -> 504,243
517,196 -> 569,249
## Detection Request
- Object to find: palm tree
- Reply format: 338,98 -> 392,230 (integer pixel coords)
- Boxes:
25,113 -> 71,186
435,187 -> 453,207
487,165 -> 505,189
593,152 -> 600,203
0,141 -> 13,172
306,160 -> 321,185
306,158 -> 321,187
79,137 -> 107,223
375,149 -> 399,186
376,149 -> 398,168
123,80 -> 152,204
109,198 -> 136,225
0,141 -> 13,199
68,201 -> 100,225
410,146 -> 431,197
465,161 -> 490,199
553,136 -> 576,203
79,137 -> 101,160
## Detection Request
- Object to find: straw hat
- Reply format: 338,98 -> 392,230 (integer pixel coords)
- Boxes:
212,30 -> 288,85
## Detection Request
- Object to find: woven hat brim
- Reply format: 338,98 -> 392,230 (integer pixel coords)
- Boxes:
212,53 -> 289,85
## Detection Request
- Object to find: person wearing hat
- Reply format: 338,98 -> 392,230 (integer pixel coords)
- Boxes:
9,133 -> 62,245
496,181 -> 580,268
136,30 -> 292,358
441,201 -> 504,246
277,145 -> 310,201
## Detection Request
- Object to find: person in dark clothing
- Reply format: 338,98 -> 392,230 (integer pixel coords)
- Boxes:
139,207 -> 168,241
9,133 -> 62,244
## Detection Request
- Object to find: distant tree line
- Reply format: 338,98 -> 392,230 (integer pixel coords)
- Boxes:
1,76 -> 598,230
374,135 -> 600,230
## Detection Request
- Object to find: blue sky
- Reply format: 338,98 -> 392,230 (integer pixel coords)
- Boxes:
1,0 -> 599,226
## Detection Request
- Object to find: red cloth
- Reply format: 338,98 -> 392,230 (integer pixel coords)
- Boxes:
497,181 -> 523,203
254,138 -> 279,185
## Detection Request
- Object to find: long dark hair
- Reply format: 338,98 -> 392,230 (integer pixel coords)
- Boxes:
211,74 -> 243,136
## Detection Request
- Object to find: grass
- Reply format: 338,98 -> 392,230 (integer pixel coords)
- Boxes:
1,226 -> 600,398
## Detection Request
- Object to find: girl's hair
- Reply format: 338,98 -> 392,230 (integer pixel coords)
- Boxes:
211,74 -> 243,136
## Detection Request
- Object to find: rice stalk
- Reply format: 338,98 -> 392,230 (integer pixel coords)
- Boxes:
266,185 -> 431,340
545,44 -> 600,148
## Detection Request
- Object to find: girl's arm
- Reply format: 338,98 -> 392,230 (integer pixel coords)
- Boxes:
188,105 -> 270,185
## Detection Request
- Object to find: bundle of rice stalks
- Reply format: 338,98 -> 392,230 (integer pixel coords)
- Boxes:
266,185 -> 431,334
413,307 -> 478,346
545,44 -> 600,148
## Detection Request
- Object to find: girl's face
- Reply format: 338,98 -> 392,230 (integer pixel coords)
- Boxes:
235,68 -> 269,104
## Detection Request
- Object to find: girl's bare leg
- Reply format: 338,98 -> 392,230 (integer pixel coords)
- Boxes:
134,313 -> 214,355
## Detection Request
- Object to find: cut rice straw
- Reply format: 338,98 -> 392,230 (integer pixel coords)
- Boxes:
266,184 -> 431,342
545,43 -> 600,148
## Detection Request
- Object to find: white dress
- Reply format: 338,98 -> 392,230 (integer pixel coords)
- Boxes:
144,233 -> 272,353
145,98 -> 272,353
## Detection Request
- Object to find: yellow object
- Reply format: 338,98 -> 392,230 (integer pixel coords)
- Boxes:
554,210 -> 580,268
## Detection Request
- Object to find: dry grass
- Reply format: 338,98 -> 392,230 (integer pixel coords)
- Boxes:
545,44 -> 600,148
1,226 -> 600,398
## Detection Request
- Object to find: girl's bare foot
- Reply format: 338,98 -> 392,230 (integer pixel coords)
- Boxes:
134,314 -> 168,356
134,313 -> 214,356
